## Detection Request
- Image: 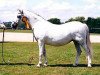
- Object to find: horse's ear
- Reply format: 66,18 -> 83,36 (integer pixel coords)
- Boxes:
22,10 -> 23,14
18,9 -> 21,13
18,9 -> 23,14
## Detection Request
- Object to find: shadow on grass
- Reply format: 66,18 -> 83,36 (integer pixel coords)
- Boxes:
0,63 -> 100,67
0,63 -> 34,66
49,64 -> 100,67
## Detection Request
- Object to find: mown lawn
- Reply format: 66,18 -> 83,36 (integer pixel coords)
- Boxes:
0,29 -> 32,33
0,42 -> 100,75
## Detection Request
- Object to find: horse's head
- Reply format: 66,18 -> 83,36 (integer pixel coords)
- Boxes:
17,9 -> 31,29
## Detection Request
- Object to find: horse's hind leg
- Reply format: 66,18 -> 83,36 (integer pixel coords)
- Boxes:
73,41 -> 82,66
80,41 -> 92,67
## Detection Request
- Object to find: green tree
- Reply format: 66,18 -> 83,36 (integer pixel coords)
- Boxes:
74,16 -> 85,23
86,17 -> 100,33
48,18 -> 61,24
4,22 -> 12,28
65,18 -> 74,23
86,17 -> 95,28
65,16 -> 85,23
95,17 -> 100,28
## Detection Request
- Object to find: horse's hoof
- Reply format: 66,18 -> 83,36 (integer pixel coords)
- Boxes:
37,64 -> 42,67
44,64 -> 48,67
88,65 -> 92,67
73,64 -> 78,67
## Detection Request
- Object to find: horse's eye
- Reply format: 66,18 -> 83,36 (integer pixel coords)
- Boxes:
17,15 -> 22,19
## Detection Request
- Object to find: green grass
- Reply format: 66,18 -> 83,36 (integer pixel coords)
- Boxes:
0,29 -> 32,33
0,42 -> 100,75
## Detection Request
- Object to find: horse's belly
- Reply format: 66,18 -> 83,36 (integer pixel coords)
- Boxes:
45,37 -> 72,46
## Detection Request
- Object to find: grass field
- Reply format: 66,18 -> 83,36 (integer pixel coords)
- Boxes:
0,42 -> 100,75
0,29 -> 32,33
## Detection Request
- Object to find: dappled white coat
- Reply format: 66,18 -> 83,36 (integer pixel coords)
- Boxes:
34,21 -> 88,46
18,10 -> 92,67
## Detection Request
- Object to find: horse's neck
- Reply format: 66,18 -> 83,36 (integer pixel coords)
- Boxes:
28,17 -> 39,29
25,11 -> 44,21
25,11 -> 46,28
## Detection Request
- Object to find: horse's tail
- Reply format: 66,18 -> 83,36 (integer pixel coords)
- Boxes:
86,29 -> 93,58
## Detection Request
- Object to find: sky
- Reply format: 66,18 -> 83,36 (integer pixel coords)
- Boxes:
0,0 -> 100,22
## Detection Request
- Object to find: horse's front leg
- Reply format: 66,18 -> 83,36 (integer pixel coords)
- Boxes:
37,40 -> 48,67
37,40 -> 44,67
43,45 -> 48,66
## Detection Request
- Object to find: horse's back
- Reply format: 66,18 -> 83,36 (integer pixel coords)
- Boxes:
64,21 -> 88,30
46,21 -> 88,33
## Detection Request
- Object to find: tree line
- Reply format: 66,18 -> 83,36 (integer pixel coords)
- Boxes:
48,17 -> 100,33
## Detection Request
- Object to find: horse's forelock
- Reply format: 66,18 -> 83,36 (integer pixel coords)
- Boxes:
21,16 -> 31,29
22,16 -> 27,22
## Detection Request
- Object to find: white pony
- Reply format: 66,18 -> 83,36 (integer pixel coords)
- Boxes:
17,10 -> 92,67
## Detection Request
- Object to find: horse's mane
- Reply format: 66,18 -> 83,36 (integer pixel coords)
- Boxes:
27,10 -> 46,21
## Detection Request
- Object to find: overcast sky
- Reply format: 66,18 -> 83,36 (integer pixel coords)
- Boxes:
0,0 -> 100,22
